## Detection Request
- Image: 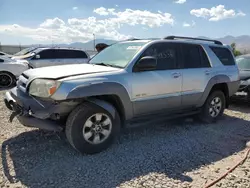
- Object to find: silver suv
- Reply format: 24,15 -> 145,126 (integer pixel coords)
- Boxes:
12,47 -> 90,68
4,36 -> 240,154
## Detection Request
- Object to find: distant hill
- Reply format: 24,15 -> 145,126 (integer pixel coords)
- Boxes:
198,35 -> 250,53
31,35 -> 250,54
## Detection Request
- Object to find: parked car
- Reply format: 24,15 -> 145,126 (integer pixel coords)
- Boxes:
12,47 -> 90,68
4,36 -> 240,154
235,54 -> 250,97
0,51 -> 12,58
0,56 -> 29,87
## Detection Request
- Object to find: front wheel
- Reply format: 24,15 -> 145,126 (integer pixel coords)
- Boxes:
0,72 -> 16,88
199,90 -> 226,123
66,103 -> 121,155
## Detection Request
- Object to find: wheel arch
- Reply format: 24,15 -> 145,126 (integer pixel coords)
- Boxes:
66,82 -> 134,121
198,75 -> 231,108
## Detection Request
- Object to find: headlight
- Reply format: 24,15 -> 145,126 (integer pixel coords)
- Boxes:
29,79 -> 60,98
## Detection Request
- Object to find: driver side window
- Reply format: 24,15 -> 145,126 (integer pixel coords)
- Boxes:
139,43 -> 179,70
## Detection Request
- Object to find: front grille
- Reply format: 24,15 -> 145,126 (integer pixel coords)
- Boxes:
17,73 -> 29,93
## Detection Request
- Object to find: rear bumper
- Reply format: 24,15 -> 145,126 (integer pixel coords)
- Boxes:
4,87 -> 78,131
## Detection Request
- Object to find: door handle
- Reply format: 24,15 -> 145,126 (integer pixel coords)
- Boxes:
205,70 -> 211,75
172,72 -> 181,78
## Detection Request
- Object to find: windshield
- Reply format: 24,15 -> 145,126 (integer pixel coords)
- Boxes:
89,41 -> 148,68
14,47 -> 37,56
236,57 -> 250,70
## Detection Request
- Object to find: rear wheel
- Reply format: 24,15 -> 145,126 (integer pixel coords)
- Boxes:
200,90 -> 226,123
66,103 -> 121,154
0,72 -> 16,88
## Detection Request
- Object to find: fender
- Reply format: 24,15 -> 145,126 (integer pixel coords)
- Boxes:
66,82 -> 134,120
86,98 -> 116,119
197,75 -> 230,107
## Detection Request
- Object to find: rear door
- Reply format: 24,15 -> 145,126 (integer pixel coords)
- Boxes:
180,43 -> 212,107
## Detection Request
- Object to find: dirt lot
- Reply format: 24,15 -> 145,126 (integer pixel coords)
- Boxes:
0,90 -> 250,188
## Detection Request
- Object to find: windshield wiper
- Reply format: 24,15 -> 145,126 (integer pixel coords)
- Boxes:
95,62 -> 111,67
94,62 -> 122,68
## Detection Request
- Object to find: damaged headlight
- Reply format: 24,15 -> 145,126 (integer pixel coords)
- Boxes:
29,79 -> 61,98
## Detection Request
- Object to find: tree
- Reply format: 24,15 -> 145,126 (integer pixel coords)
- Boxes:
230,43 -> 242,56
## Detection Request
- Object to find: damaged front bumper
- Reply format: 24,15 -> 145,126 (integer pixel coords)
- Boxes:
4,87 -> 79,132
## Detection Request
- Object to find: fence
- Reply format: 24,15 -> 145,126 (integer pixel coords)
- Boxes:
0,45 -> 28,55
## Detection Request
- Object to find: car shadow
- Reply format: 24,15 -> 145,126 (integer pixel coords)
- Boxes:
230,97 -> 250,113
2,114 -> 250,188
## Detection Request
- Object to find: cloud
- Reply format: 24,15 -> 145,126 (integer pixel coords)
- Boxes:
0,7 -> 174,44
174,0 -> 186,4
93,7 -> 109,16
72,7 -> 78,10
40,17 -> 65,29
115,5 -> 119,7
93,7 -> 174,27
190,5 -> 246,21
183,20 -> 195,27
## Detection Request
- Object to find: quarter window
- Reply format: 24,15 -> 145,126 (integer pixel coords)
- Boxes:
210,46 -> 235,66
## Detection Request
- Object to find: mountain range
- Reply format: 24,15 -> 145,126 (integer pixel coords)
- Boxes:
54,35 -> 250,54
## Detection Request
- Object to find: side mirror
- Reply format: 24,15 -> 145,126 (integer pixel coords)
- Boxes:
35,54 -> 40,59
134,56 -> 157,72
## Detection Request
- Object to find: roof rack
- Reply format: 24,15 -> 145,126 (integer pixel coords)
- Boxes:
164,36 -> 223,45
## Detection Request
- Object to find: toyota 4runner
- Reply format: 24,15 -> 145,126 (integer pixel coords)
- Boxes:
4,36 -> 240,154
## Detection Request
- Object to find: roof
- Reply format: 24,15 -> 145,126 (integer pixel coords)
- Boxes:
118,36 -> 226,47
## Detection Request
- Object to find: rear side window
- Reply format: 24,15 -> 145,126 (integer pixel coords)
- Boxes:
56,49 -> 88,59
38,49 -> 57,59
0,58 -> 4,62
72,50 -> 88,58
181,44 -> 210,68
210,47 -> 235,66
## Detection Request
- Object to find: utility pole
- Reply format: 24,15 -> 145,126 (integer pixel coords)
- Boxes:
93,33 -> 95,51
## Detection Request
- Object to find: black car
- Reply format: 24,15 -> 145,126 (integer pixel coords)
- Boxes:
236,54 -> 250,97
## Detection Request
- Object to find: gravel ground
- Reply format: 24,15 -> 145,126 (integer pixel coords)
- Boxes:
0,90 -> 250,188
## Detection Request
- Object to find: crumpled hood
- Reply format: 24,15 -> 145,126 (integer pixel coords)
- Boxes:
22,64 -> 120,80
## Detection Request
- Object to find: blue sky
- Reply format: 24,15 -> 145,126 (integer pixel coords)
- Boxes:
0,0 -> 249,45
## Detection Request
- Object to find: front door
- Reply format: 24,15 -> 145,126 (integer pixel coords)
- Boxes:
131,42 -> 182,116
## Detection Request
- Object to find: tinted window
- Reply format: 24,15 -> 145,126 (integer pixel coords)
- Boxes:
236,57 -> 250,70
55,49 -> 88,59
0,58 -> 4,62
141,43 -> 178,70
210,47 -> 235,66
200,47 -> 211,67
182,44 -> 201,68
182,44 -> 210,68
38,49 -> 57,59
0,52 -> 4,55
71,50 -> 88,58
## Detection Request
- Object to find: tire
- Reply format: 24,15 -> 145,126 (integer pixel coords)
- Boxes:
66,102 -> 121,155
199,90 -> 226,123
0,71 -> 16,88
